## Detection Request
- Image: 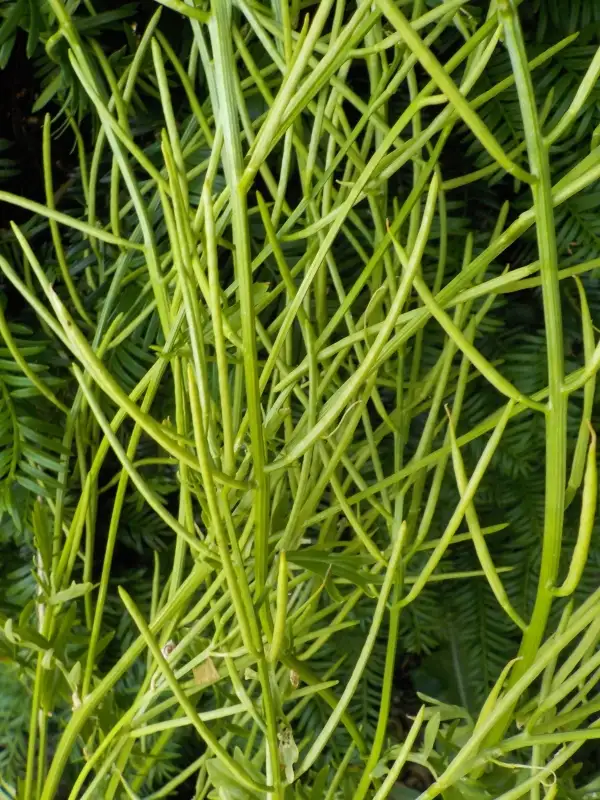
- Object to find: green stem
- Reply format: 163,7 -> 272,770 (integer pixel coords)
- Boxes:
494,0 -> 566,714
209,0 -> 270,599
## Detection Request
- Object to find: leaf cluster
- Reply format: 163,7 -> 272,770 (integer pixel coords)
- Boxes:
0,1 -> 600,798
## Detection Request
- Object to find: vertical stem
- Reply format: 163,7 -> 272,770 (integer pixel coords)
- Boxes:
209,0 -> 269,596
352,583 -> 403,800
495,0 -> 566,716
24,656 -> 44,799
207,11 -> 283,794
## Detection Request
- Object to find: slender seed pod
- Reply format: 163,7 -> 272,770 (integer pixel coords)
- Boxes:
269,552 -> 289,664
555,423 -> 597,597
